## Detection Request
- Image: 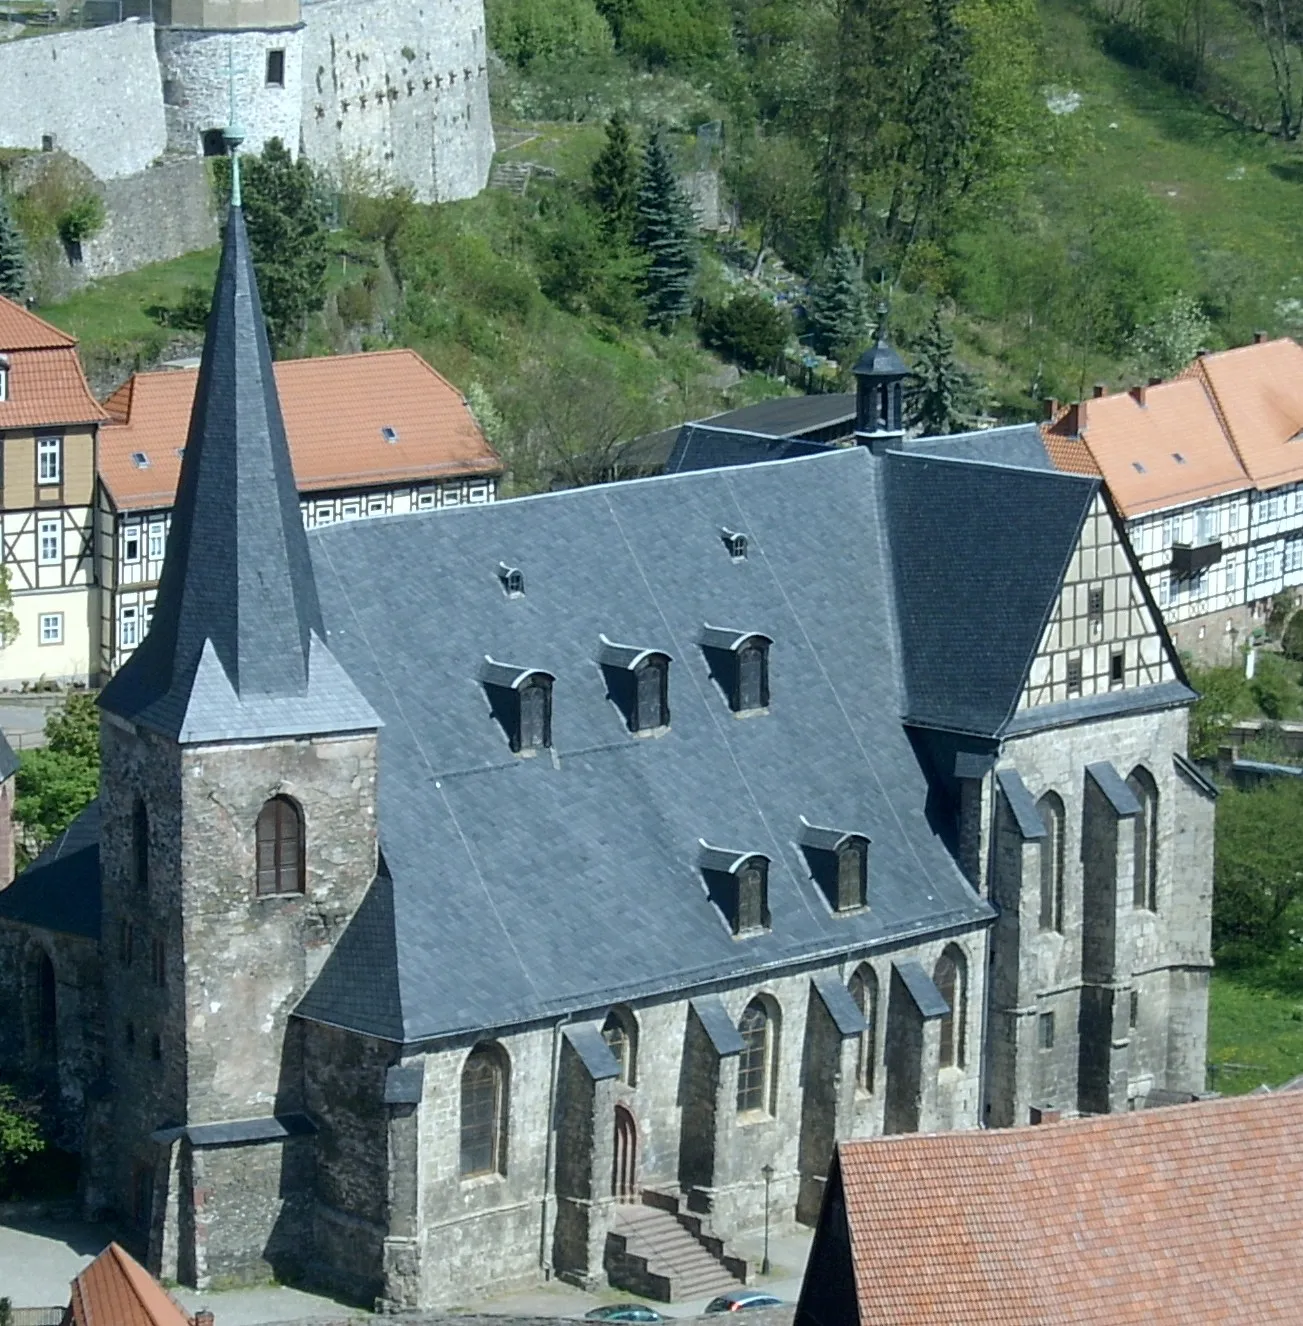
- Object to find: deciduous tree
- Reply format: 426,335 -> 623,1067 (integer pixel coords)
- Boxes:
15,692 -> 99,855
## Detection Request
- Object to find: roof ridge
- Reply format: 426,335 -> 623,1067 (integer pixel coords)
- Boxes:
0,294 -> 78,348
892,446 -> 1099,484
1190,355 -> 1249,474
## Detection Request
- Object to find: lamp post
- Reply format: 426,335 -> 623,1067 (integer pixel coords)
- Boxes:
761,1163 -> 774,1276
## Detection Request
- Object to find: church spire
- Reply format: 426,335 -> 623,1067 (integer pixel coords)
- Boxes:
100,133 -> 376,743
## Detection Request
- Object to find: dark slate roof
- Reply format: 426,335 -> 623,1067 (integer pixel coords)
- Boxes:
904,424 -> 1053,471
0,800 -> 100,939
853,338 -> 908,379
884,451 -> 1103,737
0,729 -> 18,783
297,448 -> 996,1043
99,204 -> 377,744
696,394 -> 857,439
665,424 -> 834,475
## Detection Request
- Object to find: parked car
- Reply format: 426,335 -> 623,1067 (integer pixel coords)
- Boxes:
705,1291 -> 784,1313
583,1305 -> 667,1322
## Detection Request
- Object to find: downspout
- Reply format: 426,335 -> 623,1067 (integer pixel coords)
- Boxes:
540,1011 -> 577,1279
978,762 -> 998,1127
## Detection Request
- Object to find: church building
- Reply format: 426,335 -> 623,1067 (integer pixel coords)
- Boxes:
0,173 -> 1215,1310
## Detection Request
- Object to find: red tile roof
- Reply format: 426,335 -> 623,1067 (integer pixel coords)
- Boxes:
831,1091 -> 1303,1325
1042,339 -> 1303,517
0,295 -> 104,431
65,1242 -> 193,1326
100,348 -> 502,510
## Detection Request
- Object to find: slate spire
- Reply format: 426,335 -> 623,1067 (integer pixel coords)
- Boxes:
100,162 -> 376,742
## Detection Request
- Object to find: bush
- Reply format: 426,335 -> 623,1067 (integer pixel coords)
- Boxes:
1283,612 -> 1303,662
1215,780 -> 1303,956
55,192 -> 105,247
698,293 -> 789,371
487,0 -> 613,69
1250,652 -> 1303,721
148,282 -> 211,332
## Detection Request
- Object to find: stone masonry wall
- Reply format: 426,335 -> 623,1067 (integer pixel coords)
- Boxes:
0,21 -> 166,180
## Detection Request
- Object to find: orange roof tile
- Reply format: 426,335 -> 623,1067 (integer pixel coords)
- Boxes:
66,1242 -> 193,1326
0,296 -> 103,431
0,294 -> 77,351
829,1091 -> 1303,1326
99,348 -> 502,511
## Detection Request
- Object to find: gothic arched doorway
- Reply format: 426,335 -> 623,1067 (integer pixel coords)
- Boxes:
612,1105 -> 637,1201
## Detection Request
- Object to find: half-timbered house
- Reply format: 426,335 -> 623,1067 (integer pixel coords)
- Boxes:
0,296 -> 105,687
95,349 -> 502,677
0,179 -> 1215,1311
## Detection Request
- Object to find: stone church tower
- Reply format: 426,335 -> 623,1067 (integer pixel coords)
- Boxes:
86,163 -> 381,1284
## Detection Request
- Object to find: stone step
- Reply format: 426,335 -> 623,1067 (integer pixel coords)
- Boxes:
608,1202 -> 744,1302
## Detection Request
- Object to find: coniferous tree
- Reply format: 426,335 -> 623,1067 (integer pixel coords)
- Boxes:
0,192 -> 26,303
634,129 -> 697,331
808,241 -> 865,361
591,113 -> 639,242
906,309 -> 981,436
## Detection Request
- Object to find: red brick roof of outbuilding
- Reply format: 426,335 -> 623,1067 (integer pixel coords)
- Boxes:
99,348 -> 503,511
834,1090 -> 1303,1325
65,1241 -> 194,1326
0,294 -> 105,430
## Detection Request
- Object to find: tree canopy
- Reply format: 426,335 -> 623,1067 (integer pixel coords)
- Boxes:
15,692 -> 99,855
0,193 -> 26,302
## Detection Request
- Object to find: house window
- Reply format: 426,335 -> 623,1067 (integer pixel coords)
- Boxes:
124,526 -> 141,563
602,1007 -> 638,1086
38,519 -> 60,565
848,965 -> 877,1093
121,606 -> 138,649
255,796 -> 305,896
1126,767 -> 1159,911
634,658 -> 668,731
1285,535 -> 1303,576
1110,648 -> 1125,686
0,360 -> 8,402
1036,792 -> 1065,933
37,436 -> 60,485
341,501 -> 360,521
1065,654 -> 1083,696
934,947 -> 966,1069
1087,584 -> 1104,626
736,998 -> 777,1116
460,1045 -> 507,1177
132,799 -> 148,891
266,48 -> 286,86
1039,1012 -> 1055,1049
147,524 -> 165,560
39,613 -> 62,645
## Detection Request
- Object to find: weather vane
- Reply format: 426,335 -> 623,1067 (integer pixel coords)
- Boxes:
224,42 -> 245,207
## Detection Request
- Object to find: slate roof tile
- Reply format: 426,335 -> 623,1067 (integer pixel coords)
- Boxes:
0,800 -> 100,939
831,1091 -> 1303,1325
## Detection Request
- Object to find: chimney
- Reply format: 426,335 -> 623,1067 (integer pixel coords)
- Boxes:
1092,382 -> 1107,398
193,1312 -> 215,1326
1130,384 -> 1147,407
1030,1107 -> 1062,1125
1067,399 -> 1087,438
1041,397 -> 1059,421
1254,330 -> 1267,344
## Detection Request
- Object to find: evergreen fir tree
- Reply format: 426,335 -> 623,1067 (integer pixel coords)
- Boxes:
0,192 -> 27,303
591,113 -> 639,242
808,241 -> 864,361
906,308 -> 981,436
634,129 -> 697,331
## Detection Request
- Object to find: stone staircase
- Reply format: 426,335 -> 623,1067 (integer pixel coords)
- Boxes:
605,1195 -> 747,1304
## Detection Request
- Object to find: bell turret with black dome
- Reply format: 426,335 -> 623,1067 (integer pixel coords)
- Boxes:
853,304 -> 909,454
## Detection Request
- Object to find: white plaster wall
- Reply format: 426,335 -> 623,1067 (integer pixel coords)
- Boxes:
0,21 -> 166,180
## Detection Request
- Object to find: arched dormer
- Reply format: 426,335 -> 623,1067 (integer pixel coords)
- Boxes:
480,658 -> 555,754
700,625 -> 773,714
598,636 -> 671,734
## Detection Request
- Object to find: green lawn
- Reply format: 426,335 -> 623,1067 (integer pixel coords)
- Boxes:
1207,972 -> 1303,1094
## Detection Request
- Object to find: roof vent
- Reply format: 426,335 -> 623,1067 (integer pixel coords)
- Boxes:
381,426 -> 399,443
1172,452 -> 1186,465
131,451 -> 151,469
1132,461 -> 1147,473
720,528 -> 748,560
498,562 -> 524,597
698,841 -> 771,936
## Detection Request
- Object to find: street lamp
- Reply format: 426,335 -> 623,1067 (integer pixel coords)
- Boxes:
761,1163 -> 774,1275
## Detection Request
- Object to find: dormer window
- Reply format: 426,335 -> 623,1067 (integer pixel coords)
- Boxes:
721,527 -> 748,560
498,562 -> 524,597
698,842 -> 771,935
799,818 -> 869,912
0,354 -> 9,403
598,636 -> 671,734
700,626 -> 772,713
480,658 -> 554,754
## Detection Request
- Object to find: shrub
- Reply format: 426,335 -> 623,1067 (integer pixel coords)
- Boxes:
56,192 -> 105,247
1283,611 -> 1303,662
149,282 -> 211,332
1251,652 -> 1303,721
487,0 -> 613,69
698,293 -> 789,371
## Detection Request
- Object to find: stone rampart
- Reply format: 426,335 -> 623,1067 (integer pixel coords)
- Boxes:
0,20 -> 166,180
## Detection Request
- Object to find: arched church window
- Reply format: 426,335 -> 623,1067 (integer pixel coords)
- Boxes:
460,1044 -> 508,1177
1036,792 -> 1065,933
255,796 -> 304,897
132,798 -> 149,891
736,997 -> 779,1116
1126,767 -> 1159,911
848,965 -> 877,1092
935,947 -> 967,1070
603,1007 -> 638,1086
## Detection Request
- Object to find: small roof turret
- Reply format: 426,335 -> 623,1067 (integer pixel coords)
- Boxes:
852,303 -> 908,453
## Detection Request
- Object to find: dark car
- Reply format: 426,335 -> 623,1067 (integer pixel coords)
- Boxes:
583,1306 -> 667,1322
704,1291 -> 784,1313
